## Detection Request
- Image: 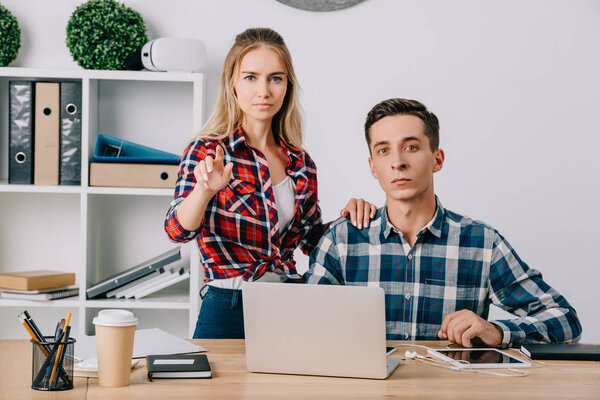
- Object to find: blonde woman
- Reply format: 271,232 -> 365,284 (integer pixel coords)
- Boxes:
165,28 -> 375,338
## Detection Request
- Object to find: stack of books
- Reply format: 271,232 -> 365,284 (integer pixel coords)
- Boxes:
0,270 -> 78,301
86,247 -> 188,300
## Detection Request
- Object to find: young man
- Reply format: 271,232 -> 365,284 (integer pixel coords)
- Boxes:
304,98 -> 582,348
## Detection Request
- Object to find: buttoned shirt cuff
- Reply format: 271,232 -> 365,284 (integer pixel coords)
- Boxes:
490,320 -> 526,348
165,211 -> 201,242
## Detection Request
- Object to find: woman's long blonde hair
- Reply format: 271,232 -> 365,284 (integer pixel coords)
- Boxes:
195,28 -> 303,149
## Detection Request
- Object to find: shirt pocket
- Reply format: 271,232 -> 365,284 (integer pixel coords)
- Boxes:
220,179 -> 260,217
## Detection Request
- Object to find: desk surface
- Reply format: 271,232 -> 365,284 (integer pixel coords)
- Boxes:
1,339 -> 599,400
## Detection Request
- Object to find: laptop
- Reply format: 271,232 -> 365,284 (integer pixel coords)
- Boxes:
242,282 -> 401,379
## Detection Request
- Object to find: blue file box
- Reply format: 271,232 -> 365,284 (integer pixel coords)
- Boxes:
93,134 -> 181,164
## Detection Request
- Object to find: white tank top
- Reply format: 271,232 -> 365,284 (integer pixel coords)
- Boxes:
208,176 -> 296,290
271,176 -> 295,231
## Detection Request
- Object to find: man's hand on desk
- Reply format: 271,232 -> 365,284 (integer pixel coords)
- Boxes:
438,309 -> 503,348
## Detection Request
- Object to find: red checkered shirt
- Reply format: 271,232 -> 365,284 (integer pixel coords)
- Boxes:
165,128 -> 328,282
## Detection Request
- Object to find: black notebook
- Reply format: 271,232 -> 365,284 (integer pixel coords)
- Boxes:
520,344 -> 600,361
146,354 -> 211,380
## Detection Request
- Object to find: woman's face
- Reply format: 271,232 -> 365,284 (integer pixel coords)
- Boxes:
233,46 -> 288,126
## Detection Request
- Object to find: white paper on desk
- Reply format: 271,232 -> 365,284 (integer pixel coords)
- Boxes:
73,328 -> 206,361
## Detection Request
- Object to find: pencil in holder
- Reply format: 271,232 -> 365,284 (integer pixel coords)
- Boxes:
31,336 -> 76,391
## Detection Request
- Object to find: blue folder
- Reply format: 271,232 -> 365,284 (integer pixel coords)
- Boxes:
93,134 -> 181,164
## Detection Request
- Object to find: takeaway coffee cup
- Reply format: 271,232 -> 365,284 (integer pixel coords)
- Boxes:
93,309 -> 138,387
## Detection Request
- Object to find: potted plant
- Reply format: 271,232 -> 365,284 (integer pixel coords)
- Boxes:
66,0 -> 148,70
0,4 -> 21,67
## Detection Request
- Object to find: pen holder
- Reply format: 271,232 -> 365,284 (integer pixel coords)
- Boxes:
31,336 -> 76,391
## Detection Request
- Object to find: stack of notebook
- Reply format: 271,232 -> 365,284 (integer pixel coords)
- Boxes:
86,247 -> 188,300
0,270 -> 78,300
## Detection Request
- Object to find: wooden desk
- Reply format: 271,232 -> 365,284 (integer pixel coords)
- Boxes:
1,340 -> 598,399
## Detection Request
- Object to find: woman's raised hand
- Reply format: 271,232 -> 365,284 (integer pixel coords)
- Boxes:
193,145 -> 234,195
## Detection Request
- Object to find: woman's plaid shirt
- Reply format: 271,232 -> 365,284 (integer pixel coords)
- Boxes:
305,199 -> 582,347
165,129 -> 327,283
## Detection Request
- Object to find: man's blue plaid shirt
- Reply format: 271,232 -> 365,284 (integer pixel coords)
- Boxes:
304,198 -> 582,347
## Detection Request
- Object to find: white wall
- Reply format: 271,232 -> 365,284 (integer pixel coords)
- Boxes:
3,0 -> 599,341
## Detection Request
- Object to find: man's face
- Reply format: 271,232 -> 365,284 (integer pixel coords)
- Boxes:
368,114 -> 444,203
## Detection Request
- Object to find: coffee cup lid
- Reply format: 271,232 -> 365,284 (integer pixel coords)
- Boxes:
93,309 -> 138,327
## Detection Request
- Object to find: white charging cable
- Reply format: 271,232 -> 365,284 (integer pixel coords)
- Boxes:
404,351 -> 463,371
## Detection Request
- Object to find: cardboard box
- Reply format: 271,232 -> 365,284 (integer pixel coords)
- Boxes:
89,163 -> 178,188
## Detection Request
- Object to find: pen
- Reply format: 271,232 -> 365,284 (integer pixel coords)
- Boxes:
17,313 -> 48,355
49,312 -> 71,386
20,311 -> 54,355
54,319 -> 65,338
51,325 -> 71,389
23,310 -> 45,342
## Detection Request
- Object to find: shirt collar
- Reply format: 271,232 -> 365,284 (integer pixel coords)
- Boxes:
380,205 -> 394,239
277,135 -> 303,163
427,196 -> 445,238
381,196 -> 445,239
227,127 -> 247,152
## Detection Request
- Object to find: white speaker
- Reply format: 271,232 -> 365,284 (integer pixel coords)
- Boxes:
141,38 -> 207,72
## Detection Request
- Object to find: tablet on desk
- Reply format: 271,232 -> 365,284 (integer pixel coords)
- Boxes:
428,348 -> 531,369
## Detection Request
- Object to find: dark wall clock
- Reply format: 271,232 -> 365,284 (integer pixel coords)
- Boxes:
276,0 -> 367,12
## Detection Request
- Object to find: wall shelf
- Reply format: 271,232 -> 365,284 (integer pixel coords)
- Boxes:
0,67 -> 205,339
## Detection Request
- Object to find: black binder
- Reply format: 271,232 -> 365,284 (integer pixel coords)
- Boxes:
59,81 -> 82,185
8,81 -> 34,184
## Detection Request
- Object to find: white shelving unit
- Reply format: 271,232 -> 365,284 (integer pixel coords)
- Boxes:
0,67 -> 205,339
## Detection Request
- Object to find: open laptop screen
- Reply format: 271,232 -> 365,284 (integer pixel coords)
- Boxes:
242,282 -> 392,379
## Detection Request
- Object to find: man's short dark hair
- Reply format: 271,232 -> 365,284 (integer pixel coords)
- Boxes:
364,98 -> 440,152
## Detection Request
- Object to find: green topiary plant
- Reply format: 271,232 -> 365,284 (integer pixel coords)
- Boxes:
0,4 -> 21,67
66,0 -> 148,70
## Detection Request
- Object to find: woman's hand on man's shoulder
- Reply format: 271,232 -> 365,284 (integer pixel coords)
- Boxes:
340,198 -> 377,229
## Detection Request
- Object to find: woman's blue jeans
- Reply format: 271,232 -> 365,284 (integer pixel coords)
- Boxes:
193,285 -> 245,339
